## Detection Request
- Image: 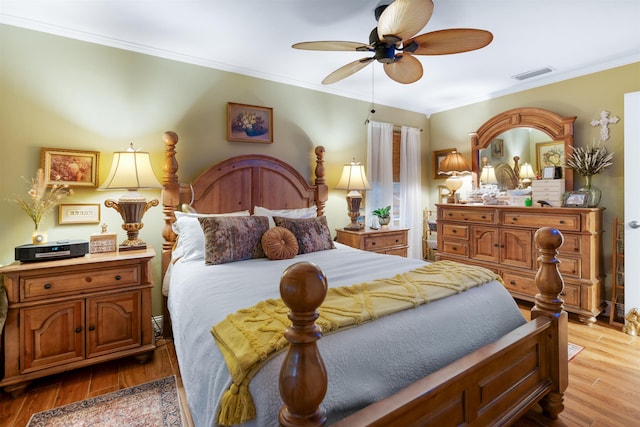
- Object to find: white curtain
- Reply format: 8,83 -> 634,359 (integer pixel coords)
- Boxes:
366,121 -> 394,223
400,126 -> 422,259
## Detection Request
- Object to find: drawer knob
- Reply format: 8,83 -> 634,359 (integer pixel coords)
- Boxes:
115,275 -> 122,280
481,216 -> 486,219
560,292 -> 566,296
512,217 -> 518,221
75,327 -> 82,333
44,283 -> 52,290
395,239 -> 399,243
452,229 -> 457,233
89,325 -> 96,331
85,276 -> 92,283
559,220 -> 565,224
510,280 -> 516,285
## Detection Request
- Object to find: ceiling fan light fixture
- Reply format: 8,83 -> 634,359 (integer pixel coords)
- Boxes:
293,0 -> 490,85
512,67 -> 554,81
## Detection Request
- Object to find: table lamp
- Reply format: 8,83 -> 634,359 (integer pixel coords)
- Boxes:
335,160 -> 371,230
519,163 -> 536,187
99,143 -> 162,251
479,165 -> 498,186
438,151 -> 470,203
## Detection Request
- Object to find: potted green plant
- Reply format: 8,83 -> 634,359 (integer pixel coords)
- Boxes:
372,205 -> 391,226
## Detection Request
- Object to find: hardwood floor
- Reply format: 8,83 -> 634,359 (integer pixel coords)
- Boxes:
1,307 -> 639,427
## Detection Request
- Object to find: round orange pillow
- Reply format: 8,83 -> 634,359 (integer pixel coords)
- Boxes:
262,227 -> 299,260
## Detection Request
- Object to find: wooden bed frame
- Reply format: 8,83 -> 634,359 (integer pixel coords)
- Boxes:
160,131 -> 568,426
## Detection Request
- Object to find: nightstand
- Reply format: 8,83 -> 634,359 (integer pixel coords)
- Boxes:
336,227 -> 409,257
0,248 -> 156,395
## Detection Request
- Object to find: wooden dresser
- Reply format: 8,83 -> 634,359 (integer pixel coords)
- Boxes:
0,248 -> 156,394
336,227 -> 409,257
436,204 -> 604,324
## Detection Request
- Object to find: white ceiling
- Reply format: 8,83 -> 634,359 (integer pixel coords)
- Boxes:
2,0 -> 639,115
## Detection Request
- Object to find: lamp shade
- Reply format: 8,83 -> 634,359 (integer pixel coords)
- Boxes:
520,163 -> 536,180
335,161 -> 371,191
99,144 -> 162,190
439,151 -> 470,175
480,165 -> 498,184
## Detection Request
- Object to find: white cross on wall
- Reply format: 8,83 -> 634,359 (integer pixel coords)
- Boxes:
590,110 -> 619,141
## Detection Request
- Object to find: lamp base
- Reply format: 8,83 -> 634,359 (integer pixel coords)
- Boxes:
344,224 -> 364,231
119,243 -> 147,252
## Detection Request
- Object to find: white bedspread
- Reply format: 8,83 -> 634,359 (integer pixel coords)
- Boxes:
167,243 -> 526,427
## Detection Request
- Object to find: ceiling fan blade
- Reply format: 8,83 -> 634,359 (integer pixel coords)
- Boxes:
322,57 -> 375,85
292,41 -> 371,52
383,53 -> 423,84
377,0 -> 434,43
408,29 -> 493,55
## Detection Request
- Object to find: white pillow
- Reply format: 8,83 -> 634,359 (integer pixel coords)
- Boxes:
172,210 -> 250,262
253,205 -> 318,228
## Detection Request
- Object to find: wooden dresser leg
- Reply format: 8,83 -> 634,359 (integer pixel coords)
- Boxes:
134,351 -> 154,364
5,382 -> 30,398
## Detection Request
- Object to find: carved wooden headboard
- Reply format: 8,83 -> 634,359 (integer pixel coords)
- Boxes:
160,131 -> 327,293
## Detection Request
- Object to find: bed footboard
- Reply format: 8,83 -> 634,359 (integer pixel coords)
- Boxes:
278,227 -> 568,426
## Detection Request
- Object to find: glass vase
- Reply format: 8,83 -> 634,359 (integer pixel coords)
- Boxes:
578,175 -> 602,208
32,229 -> 48,244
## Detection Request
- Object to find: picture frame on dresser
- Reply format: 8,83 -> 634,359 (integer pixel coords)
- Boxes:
563,191 -> 590,207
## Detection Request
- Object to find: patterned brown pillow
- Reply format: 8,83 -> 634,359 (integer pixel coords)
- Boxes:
273,216 -> 335,254
198,216 -> 269,265
261,227 -> 299,260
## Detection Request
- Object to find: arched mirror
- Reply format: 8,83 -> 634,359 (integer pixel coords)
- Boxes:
470,107 -> 577,191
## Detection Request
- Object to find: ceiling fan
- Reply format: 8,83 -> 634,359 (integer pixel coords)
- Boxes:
292,0 -> 493,85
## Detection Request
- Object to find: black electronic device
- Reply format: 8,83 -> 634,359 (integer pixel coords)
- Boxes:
15,240 -> 89,262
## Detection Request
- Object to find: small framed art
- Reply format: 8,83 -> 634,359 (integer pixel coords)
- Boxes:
59,203 -> 101,224
433,148 -> 456,179
227,102 -> 273,143
562,191 -> 590,208
491,138 -> 504,158
41,147 -> 100,187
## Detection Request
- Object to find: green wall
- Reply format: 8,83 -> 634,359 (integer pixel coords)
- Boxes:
2,23 -> 638,310
429,62 -> 640,298
0,25 -> 428,314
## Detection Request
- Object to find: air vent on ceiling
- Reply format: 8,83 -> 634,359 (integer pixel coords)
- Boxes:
512,67 -> 554,81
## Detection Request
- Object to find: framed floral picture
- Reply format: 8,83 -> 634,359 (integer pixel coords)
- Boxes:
40,147 -> 100,187
227,102 -> 273,143
536,141 -> 565,170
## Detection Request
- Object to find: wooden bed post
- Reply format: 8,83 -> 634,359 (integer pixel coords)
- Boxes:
279,262 -> 328,427
161,131 -> 179,338
531,226 -> 569,419
314,146 -> 328,216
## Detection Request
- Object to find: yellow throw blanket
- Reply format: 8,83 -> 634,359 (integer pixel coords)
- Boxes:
211,260 -> 501,425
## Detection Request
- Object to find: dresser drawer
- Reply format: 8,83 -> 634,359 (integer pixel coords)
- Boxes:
502,271 -> 580,306
502,212 -> 581,231
556,233 -> 581,254
555,255 -> 582,279
441,209 -> 495,223
560,283 -> 581,307
441,240 -> 469,257
442,224 -> 469,239
502,271 -> 537,296
364,231 -> 407,251
22,265 -> 141,300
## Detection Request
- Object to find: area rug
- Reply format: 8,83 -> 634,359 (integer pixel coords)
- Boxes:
568,342 -> 584,361
27,376 -> 182,427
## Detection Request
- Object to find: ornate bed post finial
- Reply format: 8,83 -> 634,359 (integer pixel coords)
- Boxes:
532,227 -> 568,420
314,146 -> 328,216
279,261 -> 328,427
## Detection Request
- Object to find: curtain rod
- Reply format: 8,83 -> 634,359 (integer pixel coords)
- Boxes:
364,119 -> 423,132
